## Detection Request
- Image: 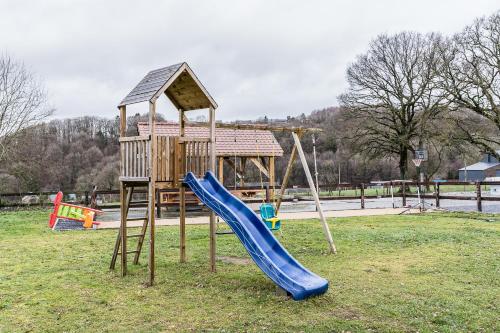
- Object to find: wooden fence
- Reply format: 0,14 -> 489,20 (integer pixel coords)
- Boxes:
2,181 -> 500,213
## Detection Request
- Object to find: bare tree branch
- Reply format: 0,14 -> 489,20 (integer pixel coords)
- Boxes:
0,53 -> 53,160
338,32 -> 447,179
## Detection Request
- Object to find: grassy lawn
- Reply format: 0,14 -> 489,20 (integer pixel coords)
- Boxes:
0,210 -> 499,332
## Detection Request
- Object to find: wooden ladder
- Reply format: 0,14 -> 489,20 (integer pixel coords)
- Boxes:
110,185 -> 149,270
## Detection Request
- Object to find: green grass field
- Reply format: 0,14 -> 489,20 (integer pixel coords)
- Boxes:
0,210 -> 498,332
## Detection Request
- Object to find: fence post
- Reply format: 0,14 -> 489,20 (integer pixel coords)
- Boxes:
90,186 -> 98,209
402,183 -> 407,207
435,183 -> 440,208
476,182 -> 482,212
360,183 -> 365,209
156,190 -> 161,218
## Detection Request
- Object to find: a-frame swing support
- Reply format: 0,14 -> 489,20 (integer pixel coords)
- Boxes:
291,132 -> 336,254
186,122 -> 338,254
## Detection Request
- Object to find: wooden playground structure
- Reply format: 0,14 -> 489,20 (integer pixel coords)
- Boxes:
110,62 -> 336,286
138,122 -> 284,190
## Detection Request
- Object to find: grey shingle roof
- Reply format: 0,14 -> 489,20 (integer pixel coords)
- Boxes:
119,63 -> 183,106
118,62 -> 217,110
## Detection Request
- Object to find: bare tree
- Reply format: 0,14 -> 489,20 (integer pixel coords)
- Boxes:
438,12 -> 500,157
0,54 -> 53,159
338,32 -> 447,179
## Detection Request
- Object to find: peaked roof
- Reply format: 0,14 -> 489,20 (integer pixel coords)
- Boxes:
137,122 -> 283,157
119,62 -> 217,110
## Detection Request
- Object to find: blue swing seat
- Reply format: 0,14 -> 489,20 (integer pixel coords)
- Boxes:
259,203 -> 281,231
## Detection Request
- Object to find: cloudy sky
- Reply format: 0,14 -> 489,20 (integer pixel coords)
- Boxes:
1,1 -> 498,121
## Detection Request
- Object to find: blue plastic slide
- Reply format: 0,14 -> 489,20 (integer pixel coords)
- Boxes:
184,171 -> 328,300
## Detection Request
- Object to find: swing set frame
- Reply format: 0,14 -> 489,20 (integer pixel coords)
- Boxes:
201,122 -> 337,254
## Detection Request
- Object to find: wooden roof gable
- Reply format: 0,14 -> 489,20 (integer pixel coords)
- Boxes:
118,62 -> 217,110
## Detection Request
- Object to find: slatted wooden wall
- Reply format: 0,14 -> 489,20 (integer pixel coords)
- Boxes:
120,136 -> 150,179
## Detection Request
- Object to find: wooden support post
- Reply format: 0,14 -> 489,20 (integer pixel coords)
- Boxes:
120,182 -> 127,276
209,106 -> 216,272
118,105 -> 127,276
148,101 -> 156,286
156,190 -> 161,218
360,184 -> 365,209
269,156 -> 275,201
476,182 -> 482,212
239,157 -> 247,188
275,132 -> 301,213
90,186 -> 97,209
292,132 -> 336,254
218,157 -> 224,183
119,105 -> 126,137
402,183 -> 407,207
435,183 -> 440,208
179,109 -> 186,263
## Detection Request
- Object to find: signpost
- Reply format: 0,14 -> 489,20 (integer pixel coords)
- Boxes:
412,149 -> 428,211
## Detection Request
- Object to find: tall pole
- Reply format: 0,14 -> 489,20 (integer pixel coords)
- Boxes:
148,101 -> 156,286
119,105 -> 127,277
209,106 -> 216,272
292,132 -> 336,254
179,109 -> 186,263
338,164 -> 341,184
312,134 -> 319,195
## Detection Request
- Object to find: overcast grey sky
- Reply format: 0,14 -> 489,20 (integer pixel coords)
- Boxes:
1,1 -> 498,121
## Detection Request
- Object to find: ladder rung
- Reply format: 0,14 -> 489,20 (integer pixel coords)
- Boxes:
126,217 -> 146,221
117,250 -> 140,255
127,234 -> 143,238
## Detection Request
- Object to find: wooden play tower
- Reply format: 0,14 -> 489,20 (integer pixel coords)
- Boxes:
110,62 -> 218,285
110,62 -> 336,287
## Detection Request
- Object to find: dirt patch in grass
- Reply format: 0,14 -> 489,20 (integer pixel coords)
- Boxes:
217,255 -> 253,265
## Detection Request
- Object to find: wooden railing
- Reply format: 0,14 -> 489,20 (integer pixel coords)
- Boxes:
181,137 -> 210,178
119,136 -> 150,181
119,135 -> 211,184
155,135 -> 176,182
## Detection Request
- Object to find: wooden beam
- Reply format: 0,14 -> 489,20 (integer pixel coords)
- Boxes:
148,101 -> 156,286
119,183 -> 127,276
182,121 -> 322,133
179,109 -> 186,263
119,105 -> 127,137
292,132 -> 336,254
119,104 -> 127,277
249,157 -> 270,178
269,156 -> 275,201
218,157 -> 224,183
209,106 -> 216,272
239,157 -> 247,188
275,132 -> 302,213
225,158 -> 243,179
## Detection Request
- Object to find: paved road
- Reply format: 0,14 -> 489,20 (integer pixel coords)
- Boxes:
96,195 -> 499,224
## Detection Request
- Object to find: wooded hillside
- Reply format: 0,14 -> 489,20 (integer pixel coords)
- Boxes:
0,108 -> 478,194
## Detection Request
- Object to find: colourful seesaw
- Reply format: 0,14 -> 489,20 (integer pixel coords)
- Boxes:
49,191 -> 102,229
